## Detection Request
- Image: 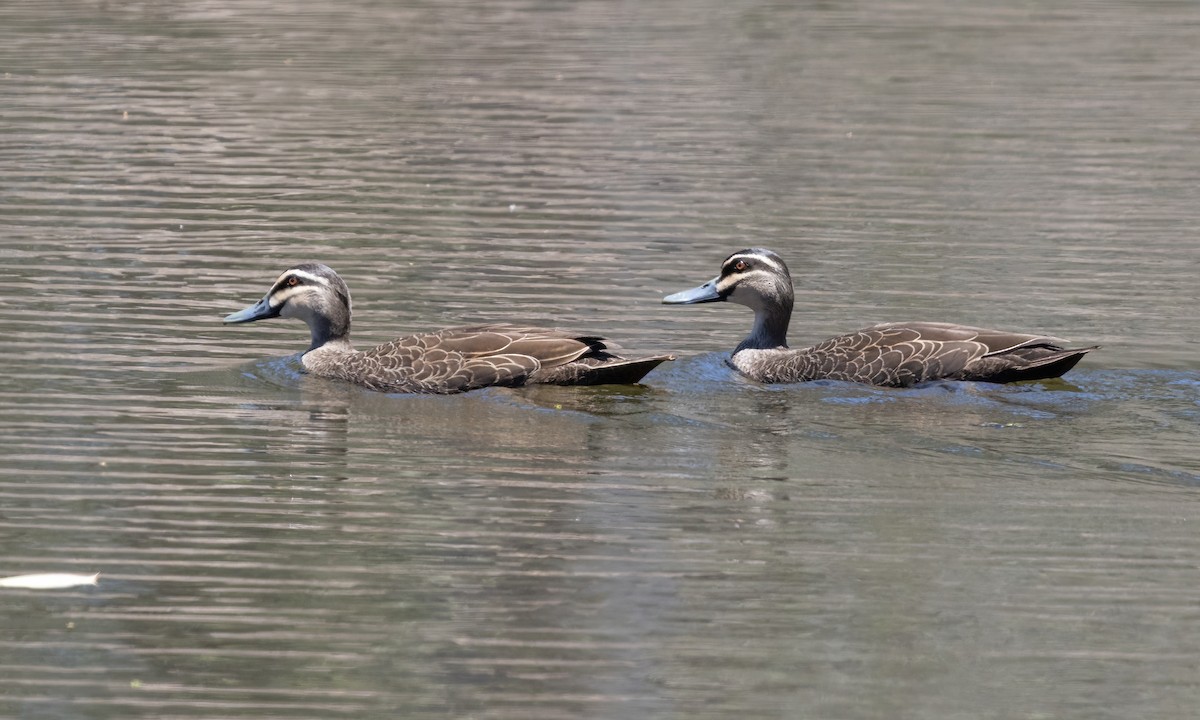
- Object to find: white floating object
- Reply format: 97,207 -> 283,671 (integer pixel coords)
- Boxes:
0,572 -> 100,589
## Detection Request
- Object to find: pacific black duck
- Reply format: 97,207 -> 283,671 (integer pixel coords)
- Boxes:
225,263 -> 673,394
663,248 -> 1097,387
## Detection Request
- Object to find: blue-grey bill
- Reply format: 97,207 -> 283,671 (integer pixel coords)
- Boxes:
223,296 -> 277,324
663,279 -> 723,304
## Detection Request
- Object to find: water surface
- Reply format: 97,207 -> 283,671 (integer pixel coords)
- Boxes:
2,1 -> 1199,718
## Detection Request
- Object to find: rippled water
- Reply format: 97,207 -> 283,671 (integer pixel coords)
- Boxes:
3,1 -> 1200,718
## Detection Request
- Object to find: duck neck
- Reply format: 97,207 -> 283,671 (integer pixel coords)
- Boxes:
736,302 -> 791,352
307,313 -> 352,353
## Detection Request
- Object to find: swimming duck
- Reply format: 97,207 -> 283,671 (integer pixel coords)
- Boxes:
663,248 -> 1097,387
225,263 -> 673,394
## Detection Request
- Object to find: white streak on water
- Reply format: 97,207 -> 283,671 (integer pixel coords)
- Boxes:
0,572 -> 100,589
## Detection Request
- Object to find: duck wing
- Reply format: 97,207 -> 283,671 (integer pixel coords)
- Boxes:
870,322 -> 1069,354
767,323 -> 981,387
434,323 -> 675,388
871,323 -> 1099,383
432,324 -> 599,365
473,324 -> 675,386
340,324 -> 670,393
343,324 -> 583,393
758,322 -> 1094,387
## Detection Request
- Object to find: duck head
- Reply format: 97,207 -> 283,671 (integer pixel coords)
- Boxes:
663,248 -> 794,350
224,262 -> 352,350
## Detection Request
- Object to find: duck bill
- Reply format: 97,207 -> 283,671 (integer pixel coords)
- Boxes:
223,294 -> 279,324
663,278 -> 723,305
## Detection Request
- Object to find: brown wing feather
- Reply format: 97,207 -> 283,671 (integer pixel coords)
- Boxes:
436,354 -> 544,393
302,323 -> 669,393
365,327 -> 557,392
864,322 -> 1067,355
780,325 -> 988,386
422,324 -> 594,365
744,322 -> 1089,387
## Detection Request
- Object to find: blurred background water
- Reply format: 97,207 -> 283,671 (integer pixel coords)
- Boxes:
2,1 -> 1199,718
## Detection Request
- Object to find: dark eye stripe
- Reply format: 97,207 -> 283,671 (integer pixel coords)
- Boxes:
726,252 -> 784,276
725,258 -> 752,273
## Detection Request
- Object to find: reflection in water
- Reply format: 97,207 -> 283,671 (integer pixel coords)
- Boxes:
2,0 -> 1200,718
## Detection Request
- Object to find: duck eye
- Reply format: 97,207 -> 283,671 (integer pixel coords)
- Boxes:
286,276 -> 300,287
734,260 -> 747,272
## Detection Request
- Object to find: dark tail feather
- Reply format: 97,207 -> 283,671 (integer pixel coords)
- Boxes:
533,354 -> 675,386
981,345 -> 1099,384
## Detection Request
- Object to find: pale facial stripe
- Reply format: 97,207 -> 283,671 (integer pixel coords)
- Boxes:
716,251 -> 786,294
274,268 -> 331,288
268,268 -> 330,307
270,285 -> 312,307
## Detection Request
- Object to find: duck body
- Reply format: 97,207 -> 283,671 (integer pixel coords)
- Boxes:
225,263 -> 672,394
301,323 -> 668,394
730,321 -> 1093,387
665,249 -> 1097,388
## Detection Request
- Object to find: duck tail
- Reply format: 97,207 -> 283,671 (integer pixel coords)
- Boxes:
973,345 -> 1100,384
533,354 -> 675,386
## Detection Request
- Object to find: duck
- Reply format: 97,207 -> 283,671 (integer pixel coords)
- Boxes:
663,248 -> 1097,387
224,263 -> 673,394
